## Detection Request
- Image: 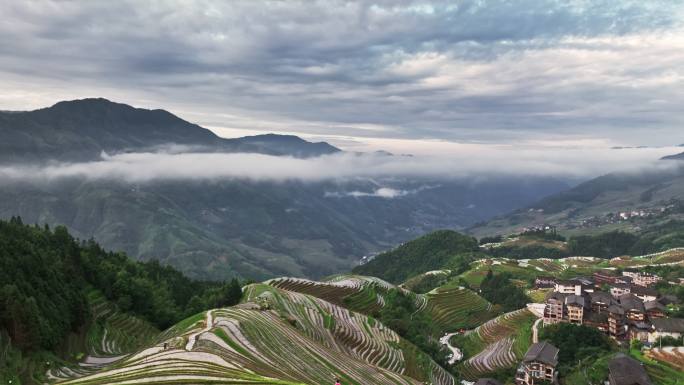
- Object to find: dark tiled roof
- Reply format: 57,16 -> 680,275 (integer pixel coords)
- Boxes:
565,294 -> 586,307
630,285 -> 658,297
619,294 -> 645,313
586,311 -> 609,323
608,304 -> 625,315
474,379 -> 503,385
545,291 -> 568,301
590,291 -> 614,305
644,300 -> 666,312
651,318 -> 684,333
630,321 -> 651,330
608,353 -> 652,385
573,276 -> 594,285
523,341 -> 559,366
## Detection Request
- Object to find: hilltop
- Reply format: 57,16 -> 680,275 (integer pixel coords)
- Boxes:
0,98 -> 340,162
352,230 -> 480,283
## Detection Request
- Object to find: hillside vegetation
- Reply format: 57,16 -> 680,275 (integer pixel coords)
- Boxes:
0,218 -> 241,383
353,230 -> 479,283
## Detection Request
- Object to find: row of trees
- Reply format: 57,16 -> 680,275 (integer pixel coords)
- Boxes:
0,217 -> 242,352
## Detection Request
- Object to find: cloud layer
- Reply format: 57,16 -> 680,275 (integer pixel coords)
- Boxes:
1,1 -> 683,149
0,145 -> 680,185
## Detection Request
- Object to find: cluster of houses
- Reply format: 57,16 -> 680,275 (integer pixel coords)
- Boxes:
475,342 -> 654,385
535,271 -> 683,344
565,205 -> 675,230
471,270 -> 676,384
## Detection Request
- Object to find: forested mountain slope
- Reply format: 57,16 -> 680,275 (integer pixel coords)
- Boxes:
0,218 -> 241,384
469,164 -> 684,237
352,230 -> 480,283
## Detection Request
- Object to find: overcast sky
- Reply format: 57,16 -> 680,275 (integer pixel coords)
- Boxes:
2,1 -> 684,153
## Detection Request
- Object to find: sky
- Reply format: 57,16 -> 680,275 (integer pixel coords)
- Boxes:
1,0 -> 684,155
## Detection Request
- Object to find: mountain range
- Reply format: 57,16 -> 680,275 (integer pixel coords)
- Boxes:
469,160 -> 684,237
0,98 -> 338,162
0,98 -> 569,280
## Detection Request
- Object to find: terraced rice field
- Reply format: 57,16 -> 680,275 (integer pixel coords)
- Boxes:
610,248 -> 684,267
400,270 -> 451,292
48,291 -> 159,382
456,309 -> 536,380
267,275 -> 426,317
420,284 -> 498,331
57,284 -> 454,385
267,275 -> 393,315
647,347 -> 684,371
526,258 -> 564,272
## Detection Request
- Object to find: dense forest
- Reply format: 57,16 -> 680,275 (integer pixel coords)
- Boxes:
0,217 -> 242,353
539,323 -> 613,376
478,270 -> 530,312
353,230 -> 479,283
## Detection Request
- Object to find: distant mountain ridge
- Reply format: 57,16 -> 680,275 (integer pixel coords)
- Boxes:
0,98 -> 569,281
662,151 -> 684,160
0,98 -> 339,163
468,163 -> 684,237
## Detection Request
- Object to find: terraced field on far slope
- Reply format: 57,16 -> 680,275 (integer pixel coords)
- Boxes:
421,283 -> 500,331
454,309 -> 536,380
269,274 -> 499,332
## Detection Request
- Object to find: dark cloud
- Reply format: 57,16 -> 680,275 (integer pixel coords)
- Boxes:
0,1 -> 683,147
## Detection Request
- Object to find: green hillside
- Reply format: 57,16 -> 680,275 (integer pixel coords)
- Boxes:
353,230 -> 479,283
0,218 -> 240,384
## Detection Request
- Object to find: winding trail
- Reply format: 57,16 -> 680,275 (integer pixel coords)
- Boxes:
185,310 -> 213,351
439,333 -> 463,364
532,318 -> 542,343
